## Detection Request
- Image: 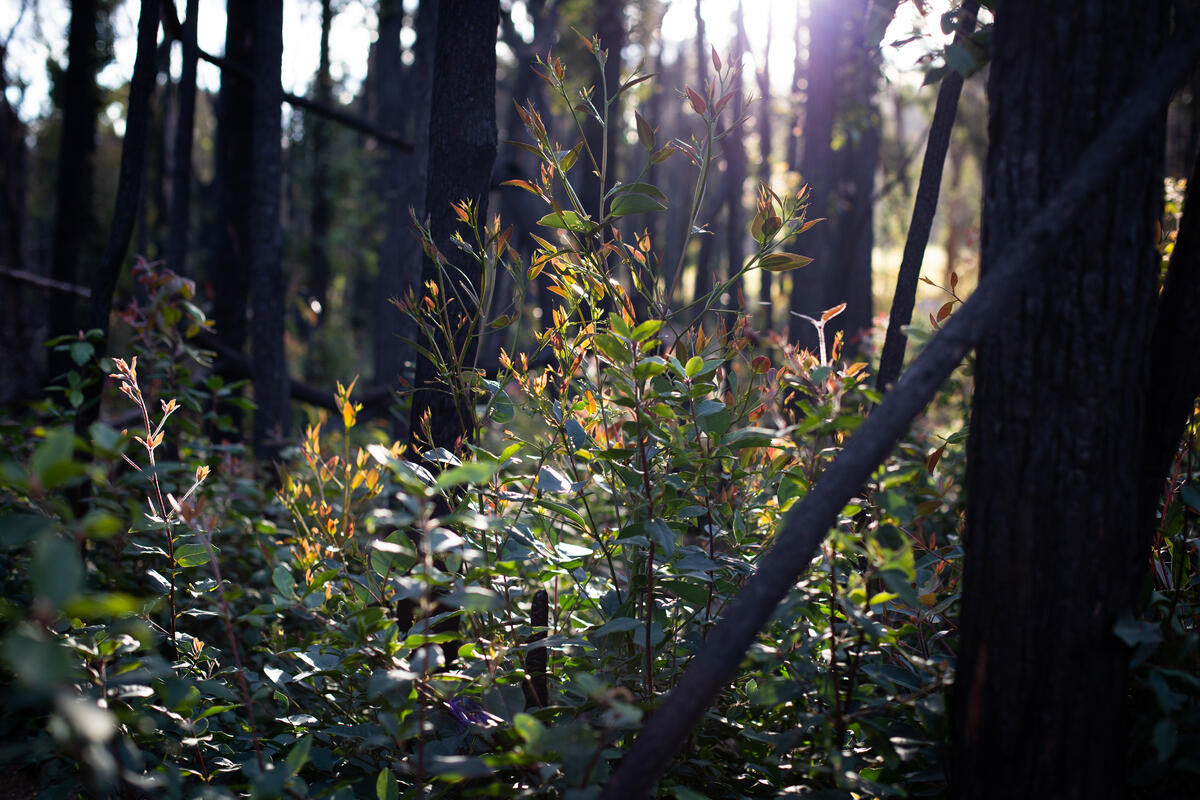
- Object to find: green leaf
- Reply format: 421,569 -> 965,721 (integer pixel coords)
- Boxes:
33,535 -> 82,608
538,210 -> 590,233
435,459 -> 500,489
273,565 -> 296,598
609,193 -> 667,218
760,252 -> 814,272
537,465 -> 573,494
591,617 -> 642,636
685,356 -> 704,377
30,427 -> 81,490
175,542 -> 210,568
633,357 -> 668,380
630,319 -> 664,342
645,520 -> 676,555
1153,719 -> 1177,761
286,735 -> 313,775
377,768 -> 399,800
594,333 -> 633,365
513,713 -> 546,746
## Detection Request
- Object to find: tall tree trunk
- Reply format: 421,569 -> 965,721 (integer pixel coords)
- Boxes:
250,0 -> 288,459
374,0 -> 436,439
48,0 -> 102,380
78,0 -> 160,434
755,5 -> 774,329
308,0 -> 334,329
788,0 -> 840,349
407,0 -> 499,457
952,2 -> 1169,797
166,0 -> 199,275
0,42 -> 38,406
723,2 -> 748,314
211,0 -> 255,366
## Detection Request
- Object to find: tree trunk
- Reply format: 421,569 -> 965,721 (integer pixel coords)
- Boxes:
407,0 -> 498,457
952,3 -> 1169,797
78,0 -> 160,433
249,0 -> 289,459
374,0 -> 436,439
47,0 -> 102,380
788,0 -> 839,349
166,0 -> 199,275
211,0 -> 255,362
723,2 -> 748,313
307,0 -> 334,329
755,6 -> 774,329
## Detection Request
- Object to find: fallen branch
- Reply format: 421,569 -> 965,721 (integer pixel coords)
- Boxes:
598,23 -> 1200,800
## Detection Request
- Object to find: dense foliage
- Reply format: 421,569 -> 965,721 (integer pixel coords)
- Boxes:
2,47 -> 1197,800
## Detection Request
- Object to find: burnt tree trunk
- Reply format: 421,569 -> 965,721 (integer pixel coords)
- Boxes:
307,0 -> 334,327
374,0 -> 436,441
48,0 -> 102,380
166,0 -> 199,275
407,0 -> 499,456
788,0 -> 839,349
754,6 -> 774,329
952,2 -> 1169,797
211,0 -> 255,363
249,0 -> 288,459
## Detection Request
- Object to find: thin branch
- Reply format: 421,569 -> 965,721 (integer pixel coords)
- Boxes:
598,23 -> 1200,799
161,6 -> 413,153
875,1 -> 980,392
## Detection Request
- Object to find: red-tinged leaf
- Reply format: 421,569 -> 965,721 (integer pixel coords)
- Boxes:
796,217 -> 823,234
501,179 -> 544,197
713,90 -> 736,116
760,252 -> 813,272
821,302 -> 847,322
453,204 -> 470,222
505,139 -> 543,158
929,312 -> 937,326
751,355 -> 771,374
919,275 -> 936,286
686,86 -> 707,114
571,26 -> 595,53
950,271 -> 959,291
635,111 -> 656,150
618,73 -> 655,95
926,444 -> 946,474
711,46 -> 722,72
936,300 -> 955,322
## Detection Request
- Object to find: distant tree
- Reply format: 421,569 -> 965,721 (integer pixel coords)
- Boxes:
754,4 -> 775,328
788,0 -> 839,349
249,0 -> 288,459
407,0 -> 499,456
952,2 -> 1179,797
306,0 -> 334,330
723,1 -> 748,312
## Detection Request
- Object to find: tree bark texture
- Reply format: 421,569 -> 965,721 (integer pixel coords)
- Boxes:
952,3 -> 1169,798
211,0 -> 255,358
250,0 -> 289,459
788,0 -> 839,348
166,0 -> 199,276
307,0 -> 334,327
48,0 -> 102,379
78,0 -> 159,436
407,0 -> 498,456
374,0 -> 436,430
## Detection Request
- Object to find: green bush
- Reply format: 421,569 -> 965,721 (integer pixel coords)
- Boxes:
1,44 -> 1195,800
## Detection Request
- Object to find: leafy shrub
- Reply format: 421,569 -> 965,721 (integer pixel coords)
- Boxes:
0,41 -> 1195,800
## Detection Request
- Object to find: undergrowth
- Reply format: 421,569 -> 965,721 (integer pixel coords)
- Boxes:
1,41 -> 1196,800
